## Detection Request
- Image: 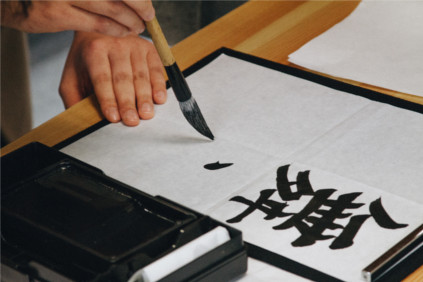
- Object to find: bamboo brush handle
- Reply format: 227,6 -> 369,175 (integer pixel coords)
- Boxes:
145,17 -> 176,67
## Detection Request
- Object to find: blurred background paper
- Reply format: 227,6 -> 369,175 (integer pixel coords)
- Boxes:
62,53 -> 423,281
288,0 -> 423,97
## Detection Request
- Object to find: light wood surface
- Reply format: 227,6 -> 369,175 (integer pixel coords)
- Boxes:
1,1 -> 422,280
405,265 -> 423,282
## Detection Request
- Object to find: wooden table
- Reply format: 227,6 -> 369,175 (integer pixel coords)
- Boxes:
1,1 -> 422,280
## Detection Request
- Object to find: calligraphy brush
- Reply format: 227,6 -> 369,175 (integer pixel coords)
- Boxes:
145,17 -> 214,140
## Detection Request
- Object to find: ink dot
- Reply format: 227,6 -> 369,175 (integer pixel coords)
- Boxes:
204,161 -> 234,170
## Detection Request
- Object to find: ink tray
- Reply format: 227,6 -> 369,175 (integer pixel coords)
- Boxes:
1,142 -> 247,282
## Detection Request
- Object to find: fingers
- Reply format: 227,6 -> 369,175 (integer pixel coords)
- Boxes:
5,1 -> 154,36
84,39 -> 121,123
147,49 -> 167,105
103,37 -> 166,126
131,41 -> 167,121
72,34 -> 166,127
71,1 -> 146,36
109,50 -> 141,126
131,51 -> 155,120
56,4 -> 131,37
15,1 -> 131,36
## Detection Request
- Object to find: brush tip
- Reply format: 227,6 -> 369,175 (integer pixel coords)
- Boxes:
205,131 -> 214,141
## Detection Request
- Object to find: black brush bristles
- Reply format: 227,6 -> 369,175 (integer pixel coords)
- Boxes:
179,97 -> 214,140
165,63 -> 214,140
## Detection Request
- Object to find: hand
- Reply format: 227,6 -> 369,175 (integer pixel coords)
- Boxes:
59,31 -> 167,126
1,0 -> 154,37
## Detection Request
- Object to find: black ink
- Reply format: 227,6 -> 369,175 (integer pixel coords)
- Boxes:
330,214 -> 371,249
274,190 -> 365,248
369,198 -> 408,229
227,164 -> 408,250
227,189 -> 291,223
204,161 -> 233,170
276,165 -> 314,201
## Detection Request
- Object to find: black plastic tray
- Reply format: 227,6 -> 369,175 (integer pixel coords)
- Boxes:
1,142 -> 247,281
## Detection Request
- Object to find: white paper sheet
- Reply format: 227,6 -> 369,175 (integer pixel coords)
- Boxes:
288,0 -> 423,97
209,162 -> 423,281
62,54 -> 423,281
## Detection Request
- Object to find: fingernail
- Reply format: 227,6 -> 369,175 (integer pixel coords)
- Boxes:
155,91 -> 166,101
123,109 -> 139,122
106,108 -> 120,122
141,103 -> 153,113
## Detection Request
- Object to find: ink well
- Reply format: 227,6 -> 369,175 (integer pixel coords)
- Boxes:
1,142 -> 247,282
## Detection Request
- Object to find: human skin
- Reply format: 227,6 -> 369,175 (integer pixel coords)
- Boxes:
60,31 -> 167,126
1,0 -> 155,37
1,1 -> 167,126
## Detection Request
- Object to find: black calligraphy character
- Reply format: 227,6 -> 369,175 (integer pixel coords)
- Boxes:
226,164 -> 408,249
274,165 -> 408,249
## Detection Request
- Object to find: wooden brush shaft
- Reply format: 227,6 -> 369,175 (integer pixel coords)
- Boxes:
146,17 -> 176,66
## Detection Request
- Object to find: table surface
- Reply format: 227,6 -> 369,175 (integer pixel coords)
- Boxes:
1,1 -> 422,280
